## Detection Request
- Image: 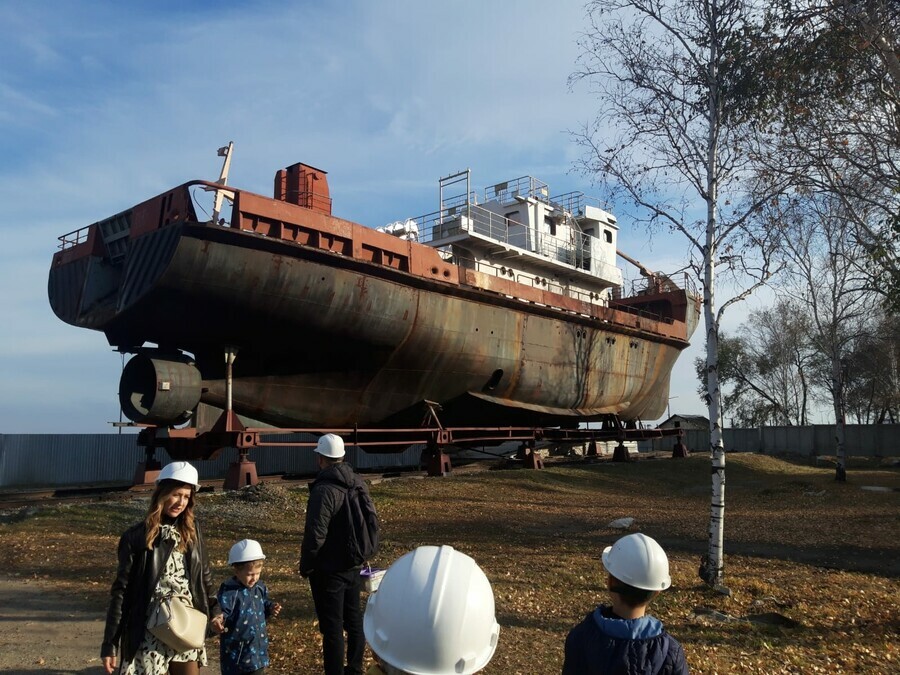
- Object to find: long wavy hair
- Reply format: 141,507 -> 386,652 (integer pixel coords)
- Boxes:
144,479 -> 197,552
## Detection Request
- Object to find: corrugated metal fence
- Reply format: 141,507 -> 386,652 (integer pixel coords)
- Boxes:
3,425 -> 897,489
640,424 -> 900,457
0,433 -> 424,489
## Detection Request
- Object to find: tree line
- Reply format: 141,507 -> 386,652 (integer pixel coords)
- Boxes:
571,0 -> 898,588
694,303 -> 899,427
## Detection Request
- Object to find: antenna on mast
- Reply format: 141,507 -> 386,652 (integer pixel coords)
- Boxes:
211,141 -> 235,225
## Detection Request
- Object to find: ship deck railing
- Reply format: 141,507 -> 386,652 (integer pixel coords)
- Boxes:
619,272 -> 696,299
57,224 -> 93,250
550,191 -> 613,218
438,178 -> 612,220
477,177 -> 614,216
483,175 -> 551,204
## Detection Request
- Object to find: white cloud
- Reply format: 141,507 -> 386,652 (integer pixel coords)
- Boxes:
0,82 -> 59,124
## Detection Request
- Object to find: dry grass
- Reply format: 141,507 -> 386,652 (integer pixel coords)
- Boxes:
1,452 -> 898,673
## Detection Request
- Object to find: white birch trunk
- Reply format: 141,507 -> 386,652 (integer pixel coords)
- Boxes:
701,217 -> 727,588
831,353 -> 847,481
700,19 -> 726,589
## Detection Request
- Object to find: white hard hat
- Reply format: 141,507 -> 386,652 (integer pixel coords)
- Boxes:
228,539 -> 266,565
364,545 -> 500,675
156,461 -> 200,490
315,433 -> 345,459
602,533 -> 671,591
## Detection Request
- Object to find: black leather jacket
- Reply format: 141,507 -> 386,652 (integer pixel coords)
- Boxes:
101,520 -> 221,662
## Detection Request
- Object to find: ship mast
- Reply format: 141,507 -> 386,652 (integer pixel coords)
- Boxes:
211,141 -> 235,225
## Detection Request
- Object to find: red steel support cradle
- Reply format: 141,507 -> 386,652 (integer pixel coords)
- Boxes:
132,408 -> 684,487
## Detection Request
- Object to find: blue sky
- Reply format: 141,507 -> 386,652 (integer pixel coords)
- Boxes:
1,0 -> 720,434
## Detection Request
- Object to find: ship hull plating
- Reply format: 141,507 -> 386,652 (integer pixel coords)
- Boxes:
50,222 -> 688,428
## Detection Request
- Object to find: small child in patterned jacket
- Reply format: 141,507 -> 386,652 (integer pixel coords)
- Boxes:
218,539 -> 282,675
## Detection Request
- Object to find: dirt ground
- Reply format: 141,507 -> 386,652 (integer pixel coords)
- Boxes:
0,576 -> 220,675
0,575 -> 106,675
1,453 -> 897,674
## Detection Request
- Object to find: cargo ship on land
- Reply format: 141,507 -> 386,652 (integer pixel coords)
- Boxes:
48,150 -> 699,452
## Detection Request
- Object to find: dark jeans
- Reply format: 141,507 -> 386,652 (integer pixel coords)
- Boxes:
309,568 -> 364,675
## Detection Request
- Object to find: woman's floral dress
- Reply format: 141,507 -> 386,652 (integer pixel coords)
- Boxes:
123,525 -> 207,674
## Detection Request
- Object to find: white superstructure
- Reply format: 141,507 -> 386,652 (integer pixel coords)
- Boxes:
384,169 -> 623,305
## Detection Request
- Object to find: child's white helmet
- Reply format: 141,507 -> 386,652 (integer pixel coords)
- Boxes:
602,532 -> 671,591
228,539 -> 266,565
156,461 -> 200,489
364,545 -> 499,675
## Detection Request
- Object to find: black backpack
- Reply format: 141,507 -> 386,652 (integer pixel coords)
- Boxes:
343,480 -> 380,566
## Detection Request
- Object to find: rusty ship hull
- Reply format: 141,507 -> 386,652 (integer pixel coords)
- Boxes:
49,165 -> 699,435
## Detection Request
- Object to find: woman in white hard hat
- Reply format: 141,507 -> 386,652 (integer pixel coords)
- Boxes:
101,461 -> 224,675
363,545 -> 500,675
562,533 -> 688,675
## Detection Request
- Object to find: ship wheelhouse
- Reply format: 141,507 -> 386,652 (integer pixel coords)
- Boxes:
377,170 -> 623,307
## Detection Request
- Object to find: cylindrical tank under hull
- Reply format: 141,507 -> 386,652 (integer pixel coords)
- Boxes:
119,353 -> 202,425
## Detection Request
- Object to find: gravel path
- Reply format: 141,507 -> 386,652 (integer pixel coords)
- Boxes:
0,576 -> 220,675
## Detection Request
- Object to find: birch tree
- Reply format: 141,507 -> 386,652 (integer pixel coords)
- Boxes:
571,0 -> 781,589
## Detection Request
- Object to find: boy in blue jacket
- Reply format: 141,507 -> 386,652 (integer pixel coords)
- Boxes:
563,533 -> 688,675
218,539 -> 282,675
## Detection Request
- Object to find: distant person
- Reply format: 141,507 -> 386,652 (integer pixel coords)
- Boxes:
218,539 -> 282,675
101,461 -> 224,675
300,434 -> 380,675
562,533 -> 688,675
363,545 -> 500,675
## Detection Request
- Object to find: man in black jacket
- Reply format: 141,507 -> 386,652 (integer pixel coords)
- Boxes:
300,434 -> 370,675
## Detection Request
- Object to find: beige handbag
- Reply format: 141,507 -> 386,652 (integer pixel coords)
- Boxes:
147,594 -> 208,652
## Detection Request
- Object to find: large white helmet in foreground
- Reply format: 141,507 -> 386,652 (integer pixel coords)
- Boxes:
602,532 -> 671,591
364,545 -> 500,675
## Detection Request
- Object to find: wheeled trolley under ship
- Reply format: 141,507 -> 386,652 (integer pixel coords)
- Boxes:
49,152 -> 699,458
